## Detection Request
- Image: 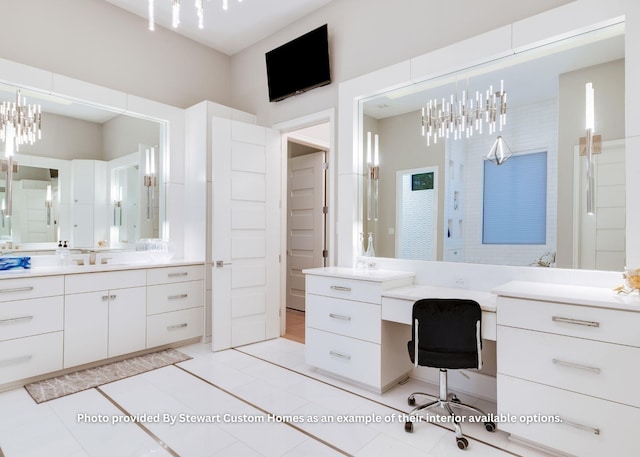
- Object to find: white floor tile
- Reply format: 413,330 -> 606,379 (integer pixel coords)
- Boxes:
0,339 -> 531,457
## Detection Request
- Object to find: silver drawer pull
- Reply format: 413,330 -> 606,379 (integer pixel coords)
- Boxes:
330,285 -> 351,292
329,350 -> 351,360
552,358 -> 601,374
552,316 -> 600,328
168,294 -> 188,300
0,315 -> 34,324
168,272 -> 188,278
329,313 -> 351,321
0,355 -> 32,367
0,286 -> 34,294
102,295 -> 109,301
109,294 -> 116,300
561,418 -> 600,435
167,323 -> 188,330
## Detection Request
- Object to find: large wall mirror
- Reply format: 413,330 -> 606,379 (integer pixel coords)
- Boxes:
0,83 -> 163,252
360,24 -> 625,271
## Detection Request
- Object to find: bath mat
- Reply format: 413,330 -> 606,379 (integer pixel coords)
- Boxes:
24,348 -> 192,403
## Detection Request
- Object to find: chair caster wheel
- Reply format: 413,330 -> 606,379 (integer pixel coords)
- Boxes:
408,396 -> 416,406
450,395 -> 461,404
484,421 -> 496,432
456,437 -> 469,450
404,421 -> 414,433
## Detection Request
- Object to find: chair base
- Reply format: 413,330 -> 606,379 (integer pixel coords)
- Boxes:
404,369 -> 496,450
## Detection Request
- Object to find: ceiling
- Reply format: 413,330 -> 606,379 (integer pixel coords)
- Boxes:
104,0 -> 335,56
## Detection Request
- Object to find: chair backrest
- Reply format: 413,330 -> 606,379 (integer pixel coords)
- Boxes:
408,298 -> 482,370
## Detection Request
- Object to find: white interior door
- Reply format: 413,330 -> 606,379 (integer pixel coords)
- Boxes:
211,118 -> 281,351
287,152 -> 325,311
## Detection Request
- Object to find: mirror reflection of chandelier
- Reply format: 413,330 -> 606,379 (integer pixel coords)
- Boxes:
421,80 -> 507,146
0,90 -> 42,216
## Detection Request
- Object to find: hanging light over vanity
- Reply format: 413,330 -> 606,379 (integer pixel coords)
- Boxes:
0,90 -> 43,217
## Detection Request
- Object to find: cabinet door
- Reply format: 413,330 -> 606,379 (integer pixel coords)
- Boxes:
109,286 -> 146,357
64,291 -> 109,368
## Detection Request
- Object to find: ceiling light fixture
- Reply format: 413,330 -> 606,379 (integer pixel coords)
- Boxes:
486,135 -> 512,165
422,80 -> 507,146
147,0 -> 243,32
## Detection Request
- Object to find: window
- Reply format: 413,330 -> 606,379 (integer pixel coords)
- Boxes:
482,151 -> 547,244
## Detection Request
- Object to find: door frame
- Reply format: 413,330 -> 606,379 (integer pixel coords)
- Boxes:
273,109 -> 336,336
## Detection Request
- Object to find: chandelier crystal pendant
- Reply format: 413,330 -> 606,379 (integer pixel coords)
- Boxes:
422,80 -> 507,146
0,90 -> 42,216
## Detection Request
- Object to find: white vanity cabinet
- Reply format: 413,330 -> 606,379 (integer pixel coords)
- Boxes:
146,265 -> 204,347
0,276 -> 64,385
64,270 -> 147,368
495,282 -> 640,457
304,267 -> 414,393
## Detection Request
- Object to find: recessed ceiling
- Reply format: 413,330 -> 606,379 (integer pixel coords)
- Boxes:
104,0 -> 336,56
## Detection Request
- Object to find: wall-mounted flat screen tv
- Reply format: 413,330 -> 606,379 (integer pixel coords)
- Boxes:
265,24 -> 331,102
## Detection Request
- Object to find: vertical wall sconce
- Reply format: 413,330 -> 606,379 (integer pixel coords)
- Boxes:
580,82 -> 601,215
45,184 -> 53,226
366,132 -> 379,221
113,186 -> 123,227
0,90 -> 42,217
144,147 -> 157,221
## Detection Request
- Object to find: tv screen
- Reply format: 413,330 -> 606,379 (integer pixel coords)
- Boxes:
265,24 -> 331,102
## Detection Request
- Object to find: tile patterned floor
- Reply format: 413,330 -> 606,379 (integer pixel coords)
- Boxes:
0,339 -> 553,457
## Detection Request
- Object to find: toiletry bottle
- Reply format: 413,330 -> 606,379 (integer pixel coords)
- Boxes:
366,232 -> 375,257
365,232 -> 375,268
61,241 -> 70,266
56,241 -> 63,265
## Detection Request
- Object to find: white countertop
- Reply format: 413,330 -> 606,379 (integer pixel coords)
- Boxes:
493,280 -> 640,312
302,266 -> 415,282
383,285 -> 497,312
0,260 -> 204,279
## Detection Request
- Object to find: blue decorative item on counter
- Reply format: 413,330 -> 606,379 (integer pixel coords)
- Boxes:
0,256 -> 31,270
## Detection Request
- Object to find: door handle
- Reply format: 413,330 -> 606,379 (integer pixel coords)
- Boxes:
215,260 -> 232,268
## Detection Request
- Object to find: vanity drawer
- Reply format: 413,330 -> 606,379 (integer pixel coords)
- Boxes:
307,294 -> 381,343
0,331 -> 63,385
497,297 -> 640,347
306,275 -> 382,304
147,265 -> 204,285
497,326 -> 640,407
0,275 -> 64,302
305,328 -> 381,387
65,270 -> 146,294
0,296 -> 63,342
146,307 -> 203,347
498,375 -> 639,457
147,281 -> 204,315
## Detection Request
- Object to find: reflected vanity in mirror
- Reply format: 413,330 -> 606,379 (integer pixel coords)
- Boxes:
360,24 -> 625,271
0,83 -> 163,253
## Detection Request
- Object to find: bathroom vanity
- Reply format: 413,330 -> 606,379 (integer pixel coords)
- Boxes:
0,261 -> 204,390
304,266 -> 640,457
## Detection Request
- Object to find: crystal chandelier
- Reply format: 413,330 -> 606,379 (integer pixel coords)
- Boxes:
148,0 -> 243,31
0,90 -> 42,216
421,81 -> 507,146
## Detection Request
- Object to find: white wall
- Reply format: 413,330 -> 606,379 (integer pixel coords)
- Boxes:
0,0 -> 231,109
230,0 -> 571,127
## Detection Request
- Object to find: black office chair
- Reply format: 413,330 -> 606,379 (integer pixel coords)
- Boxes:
404,298 -> 496,450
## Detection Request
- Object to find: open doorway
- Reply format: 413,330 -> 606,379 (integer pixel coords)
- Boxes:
281,120 -> 331,344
